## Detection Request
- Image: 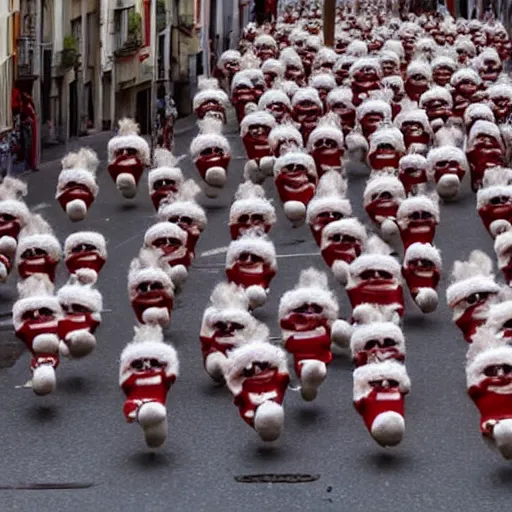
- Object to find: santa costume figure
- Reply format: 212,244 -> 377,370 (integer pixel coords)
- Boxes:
464,103 -> 496,135
353,360 -> 411,447
356,98 -> 392,140
224,339 -> 290,442
465,120 -> 507,192
57,275 -> 102,358
64,231 -> 107,284
200,282 -> 266,382
396,192 -> 440,250
477,167 -> 512,238
402,242 -> 442,314
16,214 -> 62,283
268,122 -> 304,158
474,48 -> 503,86
240,110 -> 276,184
157,179 -> 207,260
230,63 -> 265,123
147,149 -> 184,211
258,87 -> 292,125
307,170 -> 352,246
349,57 -> 382,107
345,235 -> 405,317
398,154 -> 428,195
273,147 -> 318,226
225,229 -> 277,310
128,247 -> 175,327
291,87 -> 324,144
321,217 -> 368,285
193,76 -> 229,122
426,143 -> 468,201
325,87 -> 356,136
494,230 -> 512,286
306,113 -> 345,177
466,329 -> 512,460
350,304 -> 406,366
419,86 -> 454,133
261,59 -> 285,89
215,50 -> 242,88
119,324 -> 179,448
431,55 -> 457,87
363,171 -> 406,240
309,72 -> 337,112
107,118 -> 150,199
367,125 -> 405,172
0,177 -> 30,282
190,117 -> 231,198
229,181 -> 276,240
486,82 -> 512,125
484,299 -> 512,341
395,106 -> 432,157
13,275 -> 62,395
56,147 -> 99,221
404,60 -> 432,103
446,250 -> 502,343
279,267 -> 345,400
143,222 -> 190,293
450,68 -> 484,119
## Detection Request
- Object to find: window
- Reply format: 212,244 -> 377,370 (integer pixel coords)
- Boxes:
114,7 -> 135,50
0,56 -> 13,131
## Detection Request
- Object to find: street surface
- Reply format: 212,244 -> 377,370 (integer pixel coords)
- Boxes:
0,111 -> 510,511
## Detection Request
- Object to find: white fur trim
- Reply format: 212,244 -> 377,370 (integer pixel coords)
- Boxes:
57,169 -> 98,196
351,322 -> 405,355
464,103 -> 495,125
291,87 -> 323,109
495,231 -> 512,266
268,124 -> 303,150
477,185 -> 512,210
369,127 -> 406,153
486,301 -> 512,333
396,195 -> 440,223
427,146 -> 469,175
0,199 -> 30,224
309,73 -> 337,91
12,296 -> 61,331
158,200 -> 207,230
446,276 -> 500,308
488,84 -> 512,100
193,88 -> 229,111
259,90 -> 292,110
404,242 -> 442,267
399,154 -> 427,171
466,346 -> 512,388
274,152 -> 317,177
127,267 -> 174,298
144,222 -> 188,246
240,111 -> 277,137
108,135 -> 150,165
230,197 -> 276,224
64,232 -> 107,258
349,253 -> 402,278
190,134 -> 231,159
431,56 -> 458,71
419,86 -> 453,108
262,59 -> 285,76
467,120 -> 505,152
406,60 -> 432,80
57,282 -> 103,312
16,234 -> 62,263
357,100 -> 392,121
226,233 -> 277,269
307,197 -> 352,224
353,360 -> 410,401
450,68 -> 481,87
148,167 -> 184,191
307,125 -> 344,150
363,175 -> 406,205
349,57 -> 382,77
320,218 -> 368,249
326,87 -> 354,107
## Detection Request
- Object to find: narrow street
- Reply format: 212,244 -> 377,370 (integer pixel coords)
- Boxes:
0,107 -> 509,511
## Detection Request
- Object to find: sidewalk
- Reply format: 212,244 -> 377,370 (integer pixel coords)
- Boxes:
40,114 -> 198,165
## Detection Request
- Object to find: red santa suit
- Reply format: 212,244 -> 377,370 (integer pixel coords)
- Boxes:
398,154 -> 428,195
450,68 -> 484,119
253,34 -> 278,62
216,50 -> 242,89
225,231 -> 277,310
64,231 -> 107,284
467,345 -> 512,459
485,83 -> 512,125
147,149 -> 184,211
474,48 -> 503,85
57,278 -> 102,358
190,118 -> 231,197
419,86 -> 454,133
477,169 -> 512,238
16,230 -> 62,283
107,118 -> 150,199
395,107 -> 432,157
325,88 -> 356,137
466,121 -> 507,192
426,145 -> 468,201
446,250 -> 502,343
56,148 -> 99,221
273,150 -> 318,226
402,242 -> 442,314
12,275 -> 62,395
119,325 -> 178,448
404,61 -> 432,103
229,182 -> 276,240
306,170 -> 352,247
231,70 -> 262,124
396,195 -> 439,250
494,231 -> 512,286
431,56 -> 457,87
258,89 -> 292,125
224,341 -> 289,442
291,87 -> 324,145
143,222 -> 191,293
356,99 -> 392,140
346,238 -> 405,317
367,127 -> 405,172
156,180 -> 207,260
353,360 -> 410,447
349,57 -> 383,107
306,114 -> 345,177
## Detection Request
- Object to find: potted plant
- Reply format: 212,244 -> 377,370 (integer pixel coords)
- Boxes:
61,35 -> 78,69
156,0 -> 167,33
127,10 -> 142,45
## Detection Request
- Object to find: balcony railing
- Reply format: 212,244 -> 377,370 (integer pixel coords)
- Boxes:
17,36 -> 36,77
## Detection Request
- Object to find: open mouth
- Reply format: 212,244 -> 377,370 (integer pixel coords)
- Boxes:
488,382 -> 512,394
376,391 -> 401,401
239,262 -> 264,274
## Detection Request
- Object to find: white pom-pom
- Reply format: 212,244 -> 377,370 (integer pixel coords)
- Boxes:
246,284 -> 267,309
381,218 -> 399,240
414,287 -> 438,313
73,268 -> 98,285
284,200 -> 306,223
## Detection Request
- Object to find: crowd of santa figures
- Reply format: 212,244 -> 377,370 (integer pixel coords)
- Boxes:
4,0 -> 512,455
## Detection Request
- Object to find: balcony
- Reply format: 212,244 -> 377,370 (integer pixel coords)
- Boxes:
114,38 -> 143,59
57,48 -> 80,71
17,36 -> 36,78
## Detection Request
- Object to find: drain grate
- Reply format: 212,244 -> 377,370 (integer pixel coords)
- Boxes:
235,474 -> 320,484
0,482 -> 95,490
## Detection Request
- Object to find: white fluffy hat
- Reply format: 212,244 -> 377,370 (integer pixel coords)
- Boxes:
349,235 -> 402,278
268,122 -> 303,151
349,57 -> 382,77
379,51 -> 400,66
399,153 -> 428,172
431,55 -> 458,71
148,148 -> 185,193
446,250 -> 501,308
406,59 -> 432,80
15,214 -> 62,264
473,47 -> 501,70
64,231 -> 107,259
450,67 -> 481,87
0,177 -> 30,225
369,125 -> 406,154
467,120 -> 505,152
307,112 -> 345,150
326,87 -> 354,107
57,148 -> 99,196
353,359 -> 410,401
144,221 -> 188,248
309,72 -> 337,91
403,242 -> 442,268
127,247 -> 175,299
363,171 -> 406,206
419,86 -> 453,109
255,34 -> 277,48
291,87 -> 323,109
226,229 -> 277,269
426,146 -> 469,177
190,117 -> 231,159
395,105 -> 431,131
229,181 -> 276,225
476,167 -> 512,209
193,76 -> 229,111
396,193 -> 440,224
240,111 -> 277,137
382,40 -> 405,59
108,118 -> 150,165
483,301 -> 512,336
313,47 -> 339,69
346,40 -> 368,57
261,58 -> 285,77
278,267 -> 339,322
57,274 -> 103,313
356,99 -> 392,122
463,103 -> 496,126
495,230 -> 512,266
279,47 -> 304,69
119,324 -> 179,385
487,82 -> 512,101
320,218 -> 368,249
306,170 -> 351,223
12,274 -> 61,331
157,179 -> 207,230
218,49 -> 241,69
274,149 -> 317,178
259,89 -> 292,110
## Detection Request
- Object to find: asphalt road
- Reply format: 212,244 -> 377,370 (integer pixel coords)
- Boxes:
0,111 -> 509,512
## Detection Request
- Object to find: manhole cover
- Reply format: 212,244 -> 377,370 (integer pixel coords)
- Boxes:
234,474 -> 320,484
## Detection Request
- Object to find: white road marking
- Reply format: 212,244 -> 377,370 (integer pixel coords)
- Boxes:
199,246 -> 229,257
199,247 -> 321,259
15,380 -> 33,389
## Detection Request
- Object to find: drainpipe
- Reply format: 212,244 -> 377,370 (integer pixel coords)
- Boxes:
34,0 -> 42,167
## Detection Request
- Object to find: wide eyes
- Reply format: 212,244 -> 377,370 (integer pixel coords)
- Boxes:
137,281 -> 164,293
359,269 -> 393,280
153,179 -> 175,190
200,147 -> 224,156
168,215 -> 194,226
408,211 -> 433,221
237,214 -> 264,224
130,358 -> 166,370
152,237 -> 181,248
114,148 -> 138,157
318,211 -> 343,220
71,243 -> 97,253
21,247 -> 47,259
465,291 -> 491,305
239,252 -> 264,263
